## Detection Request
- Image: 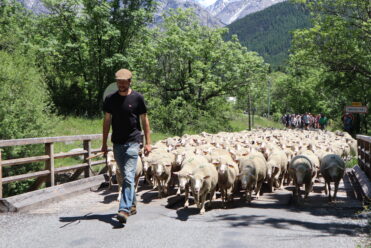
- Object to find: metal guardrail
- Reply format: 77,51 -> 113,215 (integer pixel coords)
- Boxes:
357,135 -> 371,180
0,134 -> 111,198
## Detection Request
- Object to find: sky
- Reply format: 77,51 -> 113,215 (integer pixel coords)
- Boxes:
196,0 -> 217,7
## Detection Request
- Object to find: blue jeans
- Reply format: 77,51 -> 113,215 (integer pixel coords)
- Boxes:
113,142 -> 140,213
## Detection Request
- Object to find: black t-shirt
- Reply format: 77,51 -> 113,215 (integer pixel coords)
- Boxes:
103,90 -> 147,144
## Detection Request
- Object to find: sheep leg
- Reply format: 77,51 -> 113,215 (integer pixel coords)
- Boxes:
255,180 -> 263,200
108,168 -> 113,189
246,189 -> 252,204
144,169 -> 153,187
227,187 -> 233,202
209,189 -> 215,207
135,175 -> 140,193
304,180 -> 312,199
155,177 -> 163,198
333,180 -> 340,202
278,171 -> 285,189
117,185 -> 122,202
327,181 -> 332,202
268,178 -> 274,193
221,188 -> 225,208
324,181 -> 328,195
272,167 -> 280,189
293,178 -> 300,200
199,194 -> 207,215
164,175 -> 171,196
212,191 -> 217,200
184,184 -> 189,208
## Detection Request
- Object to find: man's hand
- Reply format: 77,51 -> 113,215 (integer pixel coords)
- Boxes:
101,144 -> 108,155
144,144 -> 151,156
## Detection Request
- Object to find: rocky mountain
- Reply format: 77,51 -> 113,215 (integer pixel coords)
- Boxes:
208,0 -> 287,25
17,0 -> 48,14
153,0 -> 224,27
16,0 -> 289,27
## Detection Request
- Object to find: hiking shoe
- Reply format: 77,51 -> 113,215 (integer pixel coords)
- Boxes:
130,205 -> 137,216
117,211 -> 129,224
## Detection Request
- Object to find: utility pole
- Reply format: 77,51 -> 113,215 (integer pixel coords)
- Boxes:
267,78 -> 271,119
248,92 -> 251,131
252,95 -> 255,127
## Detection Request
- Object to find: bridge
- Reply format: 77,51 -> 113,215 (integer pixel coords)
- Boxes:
0,134 -> 370,247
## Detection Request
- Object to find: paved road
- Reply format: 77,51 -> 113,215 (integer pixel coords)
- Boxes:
0,181 -> 369,248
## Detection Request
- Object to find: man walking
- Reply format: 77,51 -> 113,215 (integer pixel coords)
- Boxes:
101,68 -> 151,224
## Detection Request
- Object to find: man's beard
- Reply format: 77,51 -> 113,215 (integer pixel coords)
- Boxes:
119,87 -> 129,92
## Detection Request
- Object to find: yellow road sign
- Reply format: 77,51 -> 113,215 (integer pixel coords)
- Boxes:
352,102 -> 362,106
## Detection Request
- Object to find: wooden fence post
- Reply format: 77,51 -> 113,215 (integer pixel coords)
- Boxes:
366,139 -> 370,179
358,138 -> 362,169
45,143 -> 55,187
0,150 -> 2,198
84,140 -> 92,178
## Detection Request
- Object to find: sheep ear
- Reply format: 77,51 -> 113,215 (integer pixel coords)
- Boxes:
203,175 -> 210,180
173,171 -> 179,176
188,174 -> 194,179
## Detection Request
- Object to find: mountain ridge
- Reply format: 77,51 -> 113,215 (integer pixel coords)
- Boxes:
17,0 -> 289,27
225,1 -> 311,69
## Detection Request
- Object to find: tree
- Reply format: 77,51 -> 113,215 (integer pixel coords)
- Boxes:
33,0 -> 155,115
289,0 -> 370,132
129,9 -> 268,134
0,1 -> 57,196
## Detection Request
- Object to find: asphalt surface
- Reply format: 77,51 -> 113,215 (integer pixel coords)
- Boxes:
0,180 -> 369,248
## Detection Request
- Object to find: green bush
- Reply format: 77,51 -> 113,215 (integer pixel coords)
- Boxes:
0,51 -> 56,196
272,112 -> 282,122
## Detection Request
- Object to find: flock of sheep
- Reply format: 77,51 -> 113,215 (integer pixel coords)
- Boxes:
106,128 -> 357,214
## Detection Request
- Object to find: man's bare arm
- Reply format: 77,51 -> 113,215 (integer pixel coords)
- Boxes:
140,113 -> 151,155
102,112 -> 111,153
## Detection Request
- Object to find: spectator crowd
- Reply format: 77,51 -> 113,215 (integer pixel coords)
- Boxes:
281,113 -> 329,130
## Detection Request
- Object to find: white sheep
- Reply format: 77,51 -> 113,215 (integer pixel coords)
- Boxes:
189,163 -> 218,214
320,154 -> 345,202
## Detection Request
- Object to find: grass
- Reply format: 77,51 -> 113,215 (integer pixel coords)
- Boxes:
230,114 -> 283,131
41,114 -> 283,168
346,156 -> 358,169
50,117 -> 104,168
48,116 -> 174,169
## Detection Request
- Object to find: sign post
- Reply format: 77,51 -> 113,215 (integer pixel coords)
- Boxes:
344,106 -> 368,114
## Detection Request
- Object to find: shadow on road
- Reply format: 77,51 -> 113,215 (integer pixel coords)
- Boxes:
211,213 -> 366,236
175,207 -> 201,221
101,194 -> 119,204
59,213 -> 125,229
141,191 -> 158,204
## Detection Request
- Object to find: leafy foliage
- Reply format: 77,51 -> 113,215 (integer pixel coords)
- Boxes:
130,9 -> 268,134
0,50 -> 56,197
33,0 -> 155,116
288,0 -> 370,133
0,1 -> 57,196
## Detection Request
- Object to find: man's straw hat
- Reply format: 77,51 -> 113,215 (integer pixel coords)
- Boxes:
115,69 -> 132,80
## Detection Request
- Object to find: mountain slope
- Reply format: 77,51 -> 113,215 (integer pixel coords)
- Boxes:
208,0 -> 286,25
225,1 -> 311,69
154,0 -> 224,27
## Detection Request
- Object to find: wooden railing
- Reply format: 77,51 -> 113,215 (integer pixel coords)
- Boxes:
357,135 -> 371,180
0,134 -> 110,198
